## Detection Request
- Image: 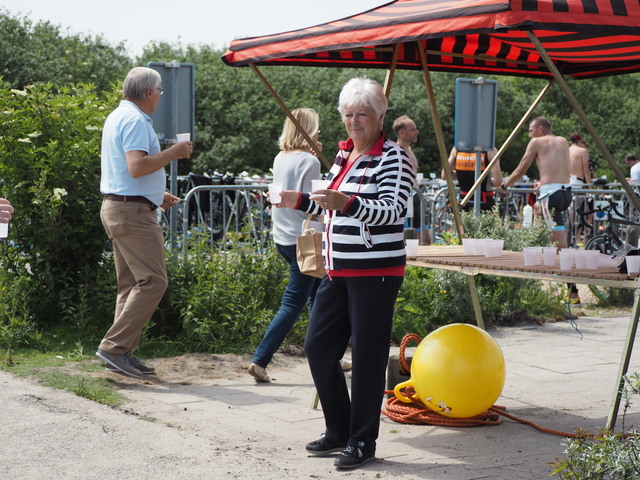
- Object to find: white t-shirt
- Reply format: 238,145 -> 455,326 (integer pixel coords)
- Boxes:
271,150 -> 322,246
630,162 -> 640,183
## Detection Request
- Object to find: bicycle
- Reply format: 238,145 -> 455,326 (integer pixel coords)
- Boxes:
583,197 -> 640,255
581,197 -> 640,304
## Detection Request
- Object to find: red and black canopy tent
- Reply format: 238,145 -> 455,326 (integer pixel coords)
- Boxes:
222,0 -> 640,212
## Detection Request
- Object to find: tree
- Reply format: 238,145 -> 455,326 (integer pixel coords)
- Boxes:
0,9 -> 131,92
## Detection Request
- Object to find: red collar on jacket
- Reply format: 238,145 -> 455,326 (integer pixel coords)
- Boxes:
337,132 -> 386,158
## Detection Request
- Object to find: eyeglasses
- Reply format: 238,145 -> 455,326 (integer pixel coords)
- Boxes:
156,87 -> 164,95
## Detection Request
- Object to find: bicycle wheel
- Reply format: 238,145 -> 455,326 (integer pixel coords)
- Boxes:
584,235 -> 614,255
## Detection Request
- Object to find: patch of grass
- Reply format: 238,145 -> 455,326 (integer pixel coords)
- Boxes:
1,350 -> 126,407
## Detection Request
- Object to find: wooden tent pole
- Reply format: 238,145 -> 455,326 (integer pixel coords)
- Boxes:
383,44 -> 401,98
418,42 -> 485,330
417,43 -> 463,239
526,32 -> 640,213
461,79 -> 554,207
249,63 -> 332,171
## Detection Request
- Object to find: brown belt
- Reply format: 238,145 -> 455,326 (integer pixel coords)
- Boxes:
104,194 -> 157,210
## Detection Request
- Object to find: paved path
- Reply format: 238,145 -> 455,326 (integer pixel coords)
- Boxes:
1,313 -> 639,479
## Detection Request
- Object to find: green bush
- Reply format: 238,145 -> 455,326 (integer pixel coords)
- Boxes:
140,233 -> 289,355
551,373 -> 640,479
0,81 -> 119,345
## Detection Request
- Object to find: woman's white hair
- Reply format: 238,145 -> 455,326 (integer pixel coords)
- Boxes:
337,77 -> 388,119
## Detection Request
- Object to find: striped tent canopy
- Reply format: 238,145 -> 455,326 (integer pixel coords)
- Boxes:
222,0 -> 640,79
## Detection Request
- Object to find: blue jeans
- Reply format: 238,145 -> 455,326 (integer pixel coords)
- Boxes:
252,243 -> 321,368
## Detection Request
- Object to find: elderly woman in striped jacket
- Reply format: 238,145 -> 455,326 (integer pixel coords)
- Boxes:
274,77 -> 416,470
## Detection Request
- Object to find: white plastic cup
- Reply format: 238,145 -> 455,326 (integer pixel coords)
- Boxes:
0,222 -> 8,238
484,239 -> 504,258
559,250 -> 574,271
406,239 -> 419,258
523,246 -> 542,266
585,250 -> 600,270
416,173 -> 424,183
268,183 -> 283,203
542,247 -> 557,266
626,255 -> 640,274
462,238 -> 478,255
176,133 -> 191,142
311,179 -> 330,192
574,250 -> 587,269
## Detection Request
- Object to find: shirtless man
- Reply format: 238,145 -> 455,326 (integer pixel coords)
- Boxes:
393,115 -> 419,174
500,117 -> 578,302
568,133 -> 591,245
499,117 -> 572,249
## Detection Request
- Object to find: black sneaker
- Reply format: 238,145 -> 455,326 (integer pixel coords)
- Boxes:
334,444 -> 375,470
305,434 -> 347,456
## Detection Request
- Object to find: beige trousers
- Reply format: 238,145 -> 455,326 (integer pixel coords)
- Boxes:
99,198 -> 168,354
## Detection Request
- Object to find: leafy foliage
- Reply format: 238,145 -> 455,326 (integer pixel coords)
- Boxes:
0,81 -> 118,333
0,9 -> 131,92
551,373 -> 640,479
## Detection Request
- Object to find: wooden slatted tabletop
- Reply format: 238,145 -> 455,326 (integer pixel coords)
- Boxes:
407,245 -> 637,288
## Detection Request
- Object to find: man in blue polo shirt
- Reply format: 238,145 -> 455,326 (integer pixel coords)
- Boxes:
97,67 -> 192,378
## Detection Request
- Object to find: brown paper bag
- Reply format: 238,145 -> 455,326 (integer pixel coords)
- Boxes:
296,214 -> 324,278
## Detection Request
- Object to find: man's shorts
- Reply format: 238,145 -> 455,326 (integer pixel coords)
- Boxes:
539,185 -> 573,231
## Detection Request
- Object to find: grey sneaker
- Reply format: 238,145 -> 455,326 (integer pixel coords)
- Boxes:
96,349 -> 144,379
105,352 -> 155,375
248,363 -> 271,383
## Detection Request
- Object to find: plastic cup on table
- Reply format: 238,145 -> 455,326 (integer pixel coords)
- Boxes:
542,247 -> 557,266
268,183 -> 283,203
626,255 -> 640,274
462,238 -> 478,255
406,239 -> 419,258
559,250 -> 574,271
523,246 -> 542,266
483,239 -> 504,258
585,250 -> 600,270
574,250 -> 587,269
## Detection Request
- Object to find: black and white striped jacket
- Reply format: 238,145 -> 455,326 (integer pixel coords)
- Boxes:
299,134 -> 415,273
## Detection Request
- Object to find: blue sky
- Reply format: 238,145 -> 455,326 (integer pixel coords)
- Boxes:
1,0 -> 382,57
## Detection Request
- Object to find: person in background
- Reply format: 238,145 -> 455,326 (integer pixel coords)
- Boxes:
275,77 -> 415,470
393,115 -> 423,232
444,146 -> 502,212
568,133 -> 591,246
626,153 -> 640,183
499,117 -> 577,303
248,108 -> 323,383
97,67 -> 192,378
0,199 -> 13,223
392,115 -> 419,174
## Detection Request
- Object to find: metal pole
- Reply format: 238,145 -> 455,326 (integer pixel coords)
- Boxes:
461,79 -> 554,208
418,41 -> 484,329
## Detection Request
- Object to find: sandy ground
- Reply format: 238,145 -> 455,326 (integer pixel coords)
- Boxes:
2,294 -> 639,479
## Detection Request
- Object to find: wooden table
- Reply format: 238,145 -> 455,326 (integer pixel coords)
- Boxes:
407,245 -> 640,429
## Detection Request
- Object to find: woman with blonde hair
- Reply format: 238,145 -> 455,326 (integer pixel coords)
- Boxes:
248,108 -> 323,383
